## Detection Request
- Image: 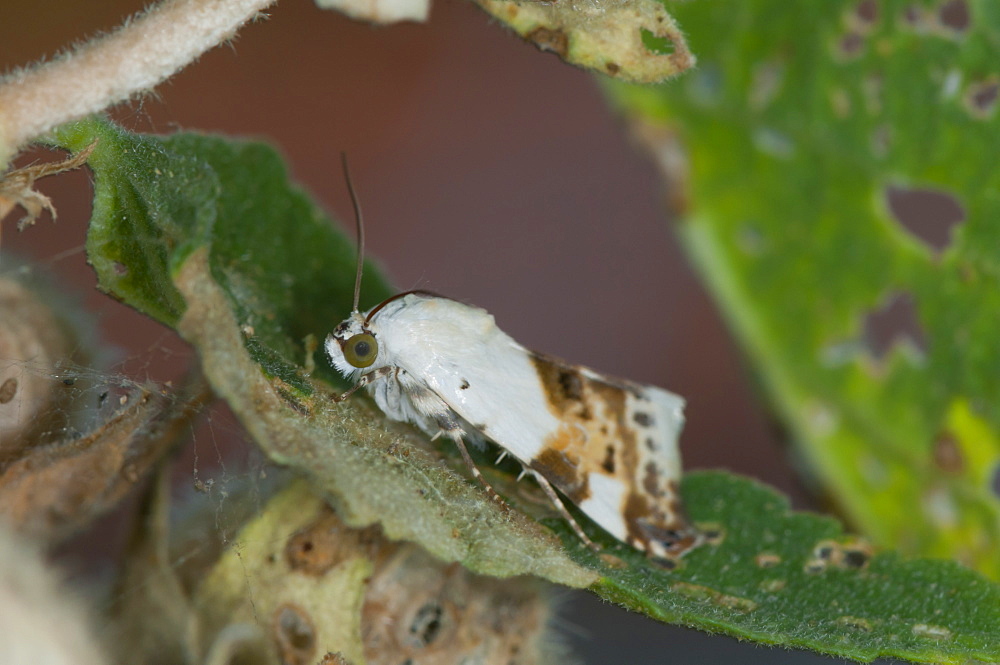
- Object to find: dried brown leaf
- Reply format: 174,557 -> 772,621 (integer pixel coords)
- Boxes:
0,372 -> 210,542
0,140 -> 96,236
475,0 -> 694,83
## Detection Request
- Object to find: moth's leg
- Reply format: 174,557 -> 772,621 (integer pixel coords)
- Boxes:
392,367 -> 511,511
331,366 -> 395,402
530,470 -> 599,552
437,422 -> 511,512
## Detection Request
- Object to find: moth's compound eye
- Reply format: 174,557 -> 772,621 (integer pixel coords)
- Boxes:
344,333 -> 378,368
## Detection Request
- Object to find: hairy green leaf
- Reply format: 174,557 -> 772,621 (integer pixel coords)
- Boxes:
49,117 -> 594,587
51,119 -> 383,390
50,118 -> 1000,662
570,471 -> 1000,664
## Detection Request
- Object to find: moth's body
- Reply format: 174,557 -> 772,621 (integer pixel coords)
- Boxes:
326,291 -> 696,560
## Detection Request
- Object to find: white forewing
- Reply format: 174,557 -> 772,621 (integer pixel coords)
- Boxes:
327,291 -> 694,559
365,294 -> 562,463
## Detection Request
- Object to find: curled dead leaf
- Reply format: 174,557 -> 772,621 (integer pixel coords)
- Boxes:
474,0 -> 695,83
0,370 -> 211,542
0,140 -> 96,236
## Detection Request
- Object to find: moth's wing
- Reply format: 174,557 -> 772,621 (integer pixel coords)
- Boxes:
378,296 -> 693,557
441,349 -> 692,558
372,295 -> 564,461
406,329 -> 563,460
530,357 -> 692,559
447,349 -> 692,559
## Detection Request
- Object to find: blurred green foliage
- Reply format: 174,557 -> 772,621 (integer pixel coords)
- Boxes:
606,0 -> 1000,579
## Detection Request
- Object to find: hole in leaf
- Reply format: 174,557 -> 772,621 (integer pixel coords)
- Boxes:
854,0 -> 879,29
938,0 -> 970,33
933,432 -> 964,473
807,540 -> 873,572
640,28 -> 674,56
885,185 -> 965,254
112,261 -> 129,277
837,32 -> 865,59
410,602 -> 444,646
0,377 -> 17,404
965,78 -> 999,119
842,548 -> 870,569
862,291 -> 928,361
526,27 -> 568,58
902,4 -> 924,27
274,604 -> 316,665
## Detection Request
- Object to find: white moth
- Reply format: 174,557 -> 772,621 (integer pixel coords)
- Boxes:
326,161 -> 699,560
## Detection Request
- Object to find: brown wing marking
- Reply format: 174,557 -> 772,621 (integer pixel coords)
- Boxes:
530,353 -> 590,418
529,352 -> 692,556
533,447 -> 590,503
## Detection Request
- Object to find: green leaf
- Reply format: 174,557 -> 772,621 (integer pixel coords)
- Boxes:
48,117 -> 595,588
49,118 -> 1000,663
576,472 -> 1000,664
50,119 -> 386,390
605,0 -> 1000,580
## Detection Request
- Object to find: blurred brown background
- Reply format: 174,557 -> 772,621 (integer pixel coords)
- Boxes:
2,0 -> 851,662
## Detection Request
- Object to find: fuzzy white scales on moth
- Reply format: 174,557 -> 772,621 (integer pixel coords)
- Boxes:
324,157 -> 700,563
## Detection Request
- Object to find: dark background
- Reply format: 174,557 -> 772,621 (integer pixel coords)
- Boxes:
3,1 -> 858,662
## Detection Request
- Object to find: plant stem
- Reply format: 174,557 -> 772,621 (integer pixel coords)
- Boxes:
0,0 -> 276,166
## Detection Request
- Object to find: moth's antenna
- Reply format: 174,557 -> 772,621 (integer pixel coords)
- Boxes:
341,152 -> 365,314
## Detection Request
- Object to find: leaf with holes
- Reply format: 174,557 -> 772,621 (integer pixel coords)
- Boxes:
48,118 -> 1000,664
605,0 -> 1000,579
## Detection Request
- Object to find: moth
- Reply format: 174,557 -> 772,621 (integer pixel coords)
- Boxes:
326,161 -> 699,561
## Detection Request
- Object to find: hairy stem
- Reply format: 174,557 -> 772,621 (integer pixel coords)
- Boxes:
0,0 -> 276,166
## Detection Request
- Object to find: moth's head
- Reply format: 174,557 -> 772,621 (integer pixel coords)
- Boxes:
325,311 -> 380,378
